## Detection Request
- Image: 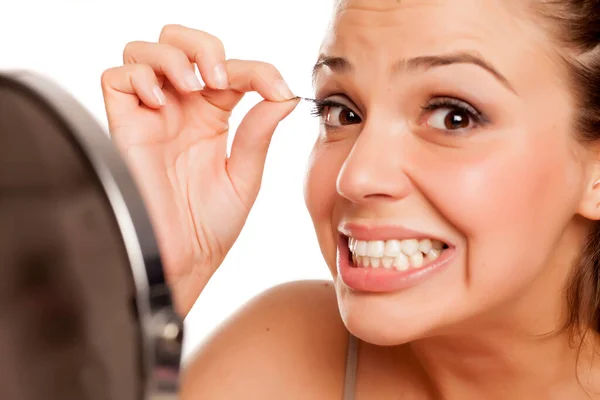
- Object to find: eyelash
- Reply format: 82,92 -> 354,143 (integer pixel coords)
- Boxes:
309,98 -> 352,118
421,97 -> 488,126
308,97 -> 488,128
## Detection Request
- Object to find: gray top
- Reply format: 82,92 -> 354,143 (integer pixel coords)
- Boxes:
343,334 -> 359,400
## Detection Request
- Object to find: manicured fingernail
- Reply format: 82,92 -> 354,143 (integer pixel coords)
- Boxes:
185,71 -> 203,91
213,64 -> 228,89
153,86 -> 166,106
274,79 -> 294,101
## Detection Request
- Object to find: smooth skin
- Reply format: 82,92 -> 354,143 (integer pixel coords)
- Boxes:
102,24 -> 299,316
102,1 -> 600,399
101,24 -> 348,398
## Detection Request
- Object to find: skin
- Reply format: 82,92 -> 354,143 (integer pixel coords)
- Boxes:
309,0 -> 600,393
101,0 -> 600,398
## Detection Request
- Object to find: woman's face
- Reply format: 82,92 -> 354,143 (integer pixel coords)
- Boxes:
304,0 -> 597,345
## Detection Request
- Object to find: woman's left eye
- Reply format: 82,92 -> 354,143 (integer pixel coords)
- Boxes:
422,98 -> 485,132
427,108 -> 473,130
310,98 -> 362,128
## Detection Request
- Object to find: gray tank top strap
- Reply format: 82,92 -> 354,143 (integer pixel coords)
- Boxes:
342,333 -> 359,400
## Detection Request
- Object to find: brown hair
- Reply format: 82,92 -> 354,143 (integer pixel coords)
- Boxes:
535,0 -> 600,337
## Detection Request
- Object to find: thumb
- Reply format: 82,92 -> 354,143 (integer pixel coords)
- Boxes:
226,97 -> 300,205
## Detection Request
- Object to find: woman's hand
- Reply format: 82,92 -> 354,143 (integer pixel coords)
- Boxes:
101,24 -> 299,316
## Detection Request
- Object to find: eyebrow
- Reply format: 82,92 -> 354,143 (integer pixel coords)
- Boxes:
312,51 -> 517,95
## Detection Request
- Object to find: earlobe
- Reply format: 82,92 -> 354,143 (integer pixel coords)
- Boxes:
578,179 -> 600,221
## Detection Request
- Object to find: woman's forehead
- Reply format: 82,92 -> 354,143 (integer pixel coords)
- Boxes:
328,0 -> 530,35
332,0 -> 528,12
322,1 -> 521,62
316,0 -> 562,101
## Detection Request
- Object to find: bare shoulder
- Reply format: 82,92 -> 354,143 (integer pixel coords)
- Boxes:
180,280 -> 349,400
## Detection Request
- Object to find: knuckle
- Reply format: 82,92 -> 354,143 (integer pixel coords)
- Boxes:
100,67 -> 117,89
159,24 -> 225,59
166,45 -> 189,63
122,40 -> 144,63
127,63 -> 142,73
132,63 -> 152,79
131,64 -> 159,87
158,24 -> 181,41
255,61 -> 280,77
201,32 -> 225,55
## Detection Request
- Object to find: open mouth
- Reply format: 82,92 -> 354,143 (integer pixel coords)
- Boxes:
345,236 -> 450,271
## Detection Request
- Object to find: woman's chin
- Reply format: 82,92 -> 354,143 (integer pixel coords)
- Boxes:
336,285 -> 465,346
344,317 -> 428,346
339,304 -> 436,346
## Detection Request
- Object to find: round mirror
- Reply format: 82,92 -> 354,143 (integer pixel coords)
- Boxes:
0,71 -> 183,400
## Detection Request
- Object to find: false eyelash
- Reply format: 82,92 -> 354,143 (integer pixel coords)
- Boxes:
421,97 -> 488,125
302,98 -> 352,118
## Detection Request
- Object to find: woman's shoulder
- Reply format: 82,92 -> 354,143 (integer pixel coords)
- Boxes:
180,280 -> 350,400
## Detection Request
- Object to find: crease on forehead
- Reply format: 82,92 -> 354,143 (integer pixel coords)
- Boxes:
332,0 -> 534,27
330,0 -> 540,38
318,0 -> 558,88
333,0 -> 531,13
321,3 -> 502,65
333,0 -> 412,12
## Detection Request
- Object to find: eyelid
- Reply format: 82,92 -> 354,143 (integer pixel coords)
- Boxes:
420,96 -> 490,131
422,97 -> 481,116
315,94 -> 362,116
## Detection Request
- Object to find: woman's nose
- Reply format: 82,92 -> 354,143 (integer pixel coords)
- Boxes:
336,123 -> 414,205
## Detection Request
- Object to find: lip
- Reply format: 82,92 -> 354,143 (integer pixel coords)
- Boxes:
338,222 -> 454,246
336,225 -> 457,293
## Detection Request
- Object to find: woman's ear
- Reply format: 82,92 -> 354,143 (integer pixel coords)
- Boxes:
578,174 -> 600,220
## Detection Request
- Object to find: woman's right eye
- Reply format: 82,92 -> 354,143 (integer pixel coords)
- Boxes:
311,100 -> 362,128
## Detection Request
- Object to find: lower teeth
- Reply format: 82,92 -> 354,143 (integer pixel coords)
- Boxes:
352,248 -> 444,271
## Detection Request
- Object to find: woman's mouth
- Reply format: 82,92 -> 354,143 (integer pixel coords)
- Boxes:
348,237 -> 449,270
336,224 -> 456,293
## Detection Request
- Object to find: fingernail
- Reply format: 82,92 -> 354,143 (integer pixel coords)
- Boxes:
153,86 -> 166,106
213,64 -> 228,89
274,79 -> 294,101
185,71 -> 203,91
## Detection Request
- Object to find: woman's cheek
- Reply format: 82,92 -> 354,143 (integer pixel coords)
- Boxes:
304,141 -> 351,215
415,131 -> 584,287
304,142 -> 352,268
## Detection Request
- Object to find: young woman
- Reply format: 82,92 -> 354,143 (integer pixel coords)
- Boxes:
100,0 -> 600,398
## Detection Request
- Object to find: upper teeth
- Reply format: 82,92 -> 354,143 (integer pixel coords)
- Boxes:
349,238 -> 445,270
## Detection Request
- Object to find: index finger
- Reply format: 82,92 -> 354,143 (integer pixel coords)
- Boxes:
201,59 -> 296,112
159,24 -> 228,90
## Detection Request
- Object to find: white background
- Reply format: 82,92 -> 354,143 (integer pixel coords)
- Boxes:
0,0 -> 333,361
